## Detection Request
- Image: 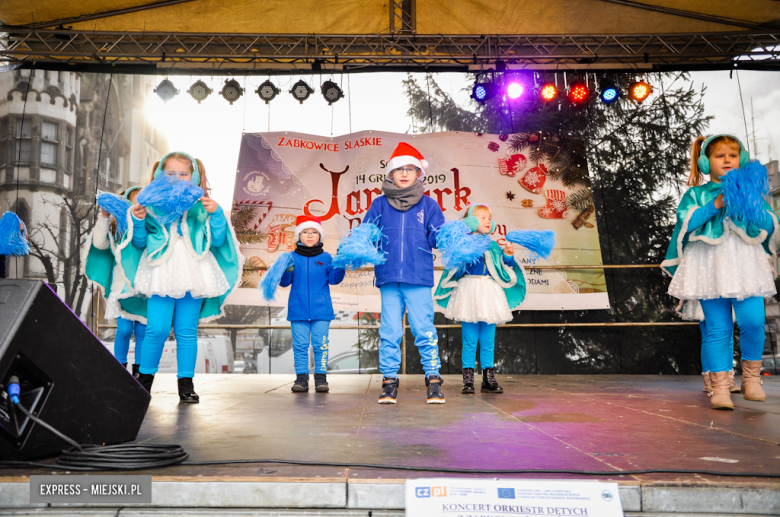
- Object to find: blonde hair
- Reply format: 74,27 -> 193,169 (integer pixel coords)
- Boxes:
470,204 -> 492,219
688,135 -> 741,187
149,153 -> 211,193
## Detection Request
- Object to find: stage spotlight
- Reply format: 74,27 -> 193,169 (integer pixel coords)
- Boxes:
220,78 -> 244,105
256,80 -> 280,104
290,79 -> 314,104
471,81 -> 495,103
321,80 -> 344,105
154,79 -> 179,103
506,81 -> 525,100
629,80 -> 653,102
187,80 -> 212,104
600,85 -> 620,104
540,83 -> 559,102
568,82 -> 589,104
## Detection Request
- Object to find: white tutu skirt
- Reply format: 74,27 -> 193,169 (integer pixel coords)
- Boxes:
134,239 -> 230,299
104,262 -> 127,320
668,233 -> 776,301
443,275 -> 514,324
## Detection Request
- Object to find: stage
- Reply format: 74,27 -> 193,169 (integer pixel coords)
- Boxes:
1,374 -> 779,515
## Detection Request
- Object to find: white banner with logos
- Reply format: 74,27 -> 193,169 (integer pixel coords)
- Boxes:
405,478 -> 623,517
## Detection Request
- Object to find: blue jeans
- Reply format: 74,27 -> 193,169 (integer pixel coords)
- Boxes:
115,317 -> 146,365
698,319 -> 734,373
140,293 -> 203,378
699,297 -> 765,373
461,321 -> 496,369
291,320 -> 330,374
378,283 -> 441,377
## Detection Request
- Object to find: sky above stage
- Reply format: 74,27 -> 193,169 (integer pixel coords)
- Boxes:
144,71 -> 780,211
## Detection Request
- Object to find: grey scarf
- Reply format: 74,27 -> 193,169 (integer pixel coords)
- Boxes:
381,178 -> 424,212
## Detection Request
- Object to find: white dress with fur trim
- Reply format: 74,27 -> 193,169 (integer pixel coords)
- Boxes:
134,222 -> 230,300
444,275 -> 514,324
668,223 -> 776,301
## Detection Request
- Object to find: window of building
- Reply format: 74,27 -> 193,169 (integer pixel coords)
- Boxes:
17,140 -> 32,162
41,121 -> 57,141
13,117 -> 33,164
65,126 -> 73,173
41,144 -> 57,166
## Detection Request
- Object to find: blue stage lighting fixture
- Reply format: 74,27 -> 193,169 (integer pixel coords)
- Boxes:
600,85 -> 620,104
471,81 -> 495,103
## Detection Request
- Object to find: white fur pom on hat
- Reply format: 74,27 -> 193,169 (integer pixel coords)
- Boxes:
386,142 -> 428,177
295,215 -> 324,242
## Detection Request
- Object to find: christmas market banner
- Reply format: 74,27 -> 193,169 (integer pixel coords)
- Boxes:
229,131 -> 609,312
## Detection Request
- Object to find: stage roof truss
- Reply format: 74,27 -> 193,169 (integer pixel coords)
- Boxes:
1,29 -> 779,73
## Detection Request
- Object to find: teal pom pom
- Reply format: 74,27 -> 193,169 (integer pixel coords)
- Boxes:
0,212 -> 30,257
97,192 -> 130,234
436,219 -> 492,274
332,222 -> 387,270
137,175 -> 204,227
721,161 -> 770,227
506,229 -> 556,260
259,252 -> 294,301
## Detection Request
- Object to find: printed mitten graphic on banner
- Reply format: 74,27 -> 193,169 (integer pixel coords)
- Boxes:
539,189 -> 569,219
519,163 -> 548,194
498,154 -> 527,177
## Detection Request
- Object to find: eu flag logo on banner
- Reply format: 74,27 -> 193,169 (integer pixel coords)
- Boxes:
498,488 -> 516,499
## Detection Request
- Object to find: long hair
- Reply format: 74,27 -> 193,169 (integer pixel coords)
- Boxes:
149,153 -> 211,194
688,135 -> 741,186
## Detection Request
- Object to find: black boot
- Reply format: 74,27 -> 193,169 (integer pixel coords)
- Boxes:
462,368 -> 475,394
314,374 -> 329,393
178,377 -> 200,403
291,374 -> 309,393
481,367 -> 503,394
132,364 -> 140,378
121,362 -> 127,369
137,372 -> 155,393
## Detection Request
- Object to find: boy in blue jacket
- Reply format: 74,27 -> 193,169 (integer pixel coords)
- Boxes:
363,143 -> 446,404
280,215 -> 346,393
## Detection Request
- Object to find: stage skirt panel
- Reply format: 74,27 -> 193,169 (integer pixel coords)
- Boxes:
134,239 -> 230,300
668,233 -> 776,301
444,275 -> 514,325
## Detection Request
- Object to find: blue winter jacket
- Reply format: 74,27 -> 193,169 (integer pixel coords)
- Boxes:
280,251 -> 346,322
363,195 -> 445,287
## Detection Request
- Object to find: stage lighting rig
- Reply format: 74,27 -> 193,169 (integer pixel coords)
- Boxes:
321,80 -> 344,105
629,80 -> 653,103
568,82 -> 589,104
220,78 -> 244,105
154,79 -> 179,103
600,84 -> 620,104
471,80 -> 496,103
539,83 -> 559,102
290,80 -> 315,104
256,80 -> 280,104
187,80 -> 212,104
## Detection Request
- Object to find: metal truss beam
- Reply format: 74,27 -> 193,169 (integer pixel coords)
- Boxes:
1,29 -> 778,73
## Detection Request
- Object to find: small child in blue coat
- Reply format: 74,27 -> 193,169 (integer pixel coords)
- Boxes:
280,215 -> 346,393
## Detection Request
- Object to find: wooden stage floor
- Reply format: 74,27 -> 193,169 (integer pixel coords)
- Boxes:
1,374 -> 779,514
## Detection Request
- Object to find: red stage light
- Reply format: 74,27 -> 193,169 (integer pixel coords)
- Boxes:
540,84 -> 559,102
629,80 -> 653,102
568,82 -> 589,104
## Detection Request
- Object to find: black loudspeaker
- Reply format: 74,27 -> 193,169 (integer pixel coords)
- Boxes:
0,279 -> 150,460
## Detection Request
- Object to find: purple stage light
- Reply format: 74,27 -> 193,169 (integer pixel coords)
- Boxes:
506,82 -> 524,100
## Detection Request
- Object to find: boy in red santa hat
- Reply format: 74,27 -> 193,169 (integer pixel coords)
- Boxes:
363,142 -> 446,404
279,215 -> 346,393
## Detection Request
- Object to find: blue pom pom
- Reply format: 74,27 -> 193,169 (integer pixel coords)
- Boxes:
435,219 -> 492,274
97,193 -> 130,234
259,252 -> 294,302
136,175 -> 204,227
721,161 -> 770,227
506,229 -> 556,260
0,212 -> 30,257
332,222 -> 387,270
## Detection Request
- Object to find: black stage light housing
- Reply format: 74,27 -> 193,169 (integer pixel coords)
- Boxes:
321,80 -> 344,105
256,80 -> 281,104
187,80 -> 212,104
220,78 -> 244,105
290,79 -> 314,104
154,79 -> 179,102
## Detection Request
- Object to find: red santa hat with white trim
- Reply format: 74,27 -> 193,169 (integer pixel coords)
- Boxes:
386,142 -> 429,177
295,215 -> 324,242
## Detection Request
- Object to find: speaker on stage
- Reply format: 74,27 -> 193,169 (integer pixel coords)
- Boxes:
0,279 -> 150,460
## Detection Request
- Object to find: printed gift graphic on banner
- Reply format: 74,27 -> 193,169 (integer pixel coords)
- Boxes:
229,131 -> 609,311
